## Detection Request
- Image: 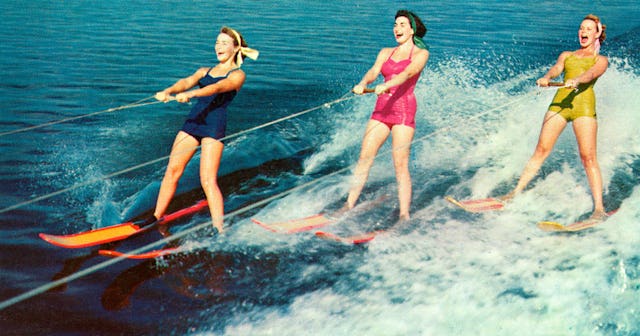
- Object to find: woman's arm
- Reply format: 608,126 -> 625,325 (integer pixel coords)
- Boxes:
375,48 -> 429,94
155,67 -> 209,101
566,55 -> 608,88
536,51 -> 571,86
176,70 -> 246,102
353,48 -> 393,94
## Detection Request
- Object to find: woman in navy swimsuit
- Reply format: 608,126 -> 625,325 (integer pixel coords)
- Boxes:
152,26 -> 258,233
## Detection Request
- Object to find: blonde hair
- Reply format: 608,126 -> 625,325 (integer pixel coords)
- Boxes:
220,26 -> 245,64
219,26 -> 259,66
584,14 -> 606,42
220,26 -> 247,48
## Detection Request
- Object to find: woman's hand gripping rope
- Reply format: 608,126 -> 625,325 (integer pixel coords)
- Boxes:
352,86 -> 389,95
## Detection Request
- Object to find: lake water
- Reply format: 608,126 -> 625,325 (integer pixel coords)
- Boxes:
1,1 -> 639,335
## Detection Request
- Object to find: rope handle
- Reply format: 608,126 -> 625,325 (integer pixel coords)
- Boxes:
547,81 -> 578,92
350,87 -> 376,94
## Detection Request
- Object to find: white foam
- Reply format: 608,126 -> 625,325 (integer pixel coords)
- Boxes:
196,60 -> 640,335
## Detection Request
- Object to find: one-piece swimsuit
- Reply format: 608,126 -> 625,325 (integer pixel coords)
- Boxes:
548,53 -> 598,122
181,67 -> 239,141
370,45 -> 420,129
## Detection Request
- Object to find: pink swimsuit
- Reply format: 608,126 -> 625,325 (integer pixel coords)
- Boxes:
371,46 -> 420,129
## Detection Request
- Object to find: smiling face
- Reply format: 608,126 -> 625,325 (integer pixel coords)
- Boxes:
215,33 -> 239,63
394,16 -> 414,44
578,19 -> 600,48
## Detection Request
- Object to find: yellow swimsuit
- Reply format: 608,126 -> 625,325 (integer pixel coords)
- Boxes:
548,53 -> 598,122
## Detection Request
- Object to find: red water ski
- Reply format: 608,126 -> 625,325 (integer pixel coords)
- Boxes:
39,200 -> 208,248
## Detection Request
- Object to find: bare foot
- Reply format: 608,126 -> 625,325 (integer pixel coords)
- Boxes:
328,203 -> 352,219
213,224 -> 224,234
498,191 -> 516,203
588,210 -> 608,222
158,225 -> 171,237
143,215 -> 158,225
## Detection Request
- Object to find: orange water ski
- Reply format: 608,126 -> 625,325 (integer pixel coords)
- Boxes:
39,224 -> 142,248
39,200 -> 208,248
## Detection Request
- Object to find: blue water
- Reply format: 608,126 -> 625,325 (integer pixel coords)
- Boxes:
1,0 -> 639,335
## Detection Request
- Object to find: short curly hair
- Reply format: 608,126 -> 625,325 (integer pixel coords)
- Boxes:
584,14 -> 606,42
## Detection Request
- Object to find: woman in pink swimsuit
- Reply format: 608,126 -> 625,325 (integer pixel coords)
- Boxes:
348,9 -> 429,220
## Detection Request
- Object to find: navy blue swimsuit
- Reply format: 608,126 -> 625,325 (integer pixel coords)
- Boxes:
181,68 -> 238,141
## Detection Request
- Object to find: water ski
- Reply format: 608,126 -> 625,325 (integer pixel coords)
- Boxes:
537,210 -> 618,232
314,230 -> 380,245
445,196 -> 504,213
251,214 -> 335,234
251,195 -> 389,234
39,200 -> 208,248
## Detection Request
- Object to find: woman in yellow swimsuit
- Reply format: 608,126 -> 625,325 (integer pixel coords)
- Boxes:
503,14 -> 609,220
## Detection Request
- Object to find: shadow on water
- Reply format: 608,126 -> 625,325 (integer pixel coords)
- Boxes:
9,146 -> 364,322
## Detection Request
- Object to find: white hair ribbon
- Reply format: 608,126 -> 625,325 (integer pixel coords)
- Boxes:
227,28 -> 259,66
594,21 -> 602,56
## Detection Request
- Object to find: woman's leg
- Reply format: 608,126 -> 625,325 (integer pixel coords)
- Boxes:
391,124 -> 415,220
154,131 -> 199,219
346,120 -> 390,209
200,138 -> 225,232
572,117 -> 605,218
505,112 -> 567,199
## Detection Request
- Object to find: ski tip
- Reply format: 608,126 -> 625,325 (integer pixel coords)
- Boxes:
38,223 -> 141,248
536,221 -> 566,232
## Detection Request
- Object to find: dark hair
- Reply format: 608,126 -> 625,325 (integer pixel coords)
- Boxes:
396,10 -> 426,38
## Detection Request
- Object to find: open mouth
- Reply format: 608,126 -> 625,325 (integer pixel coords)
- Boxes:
580,35 -> 589,44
